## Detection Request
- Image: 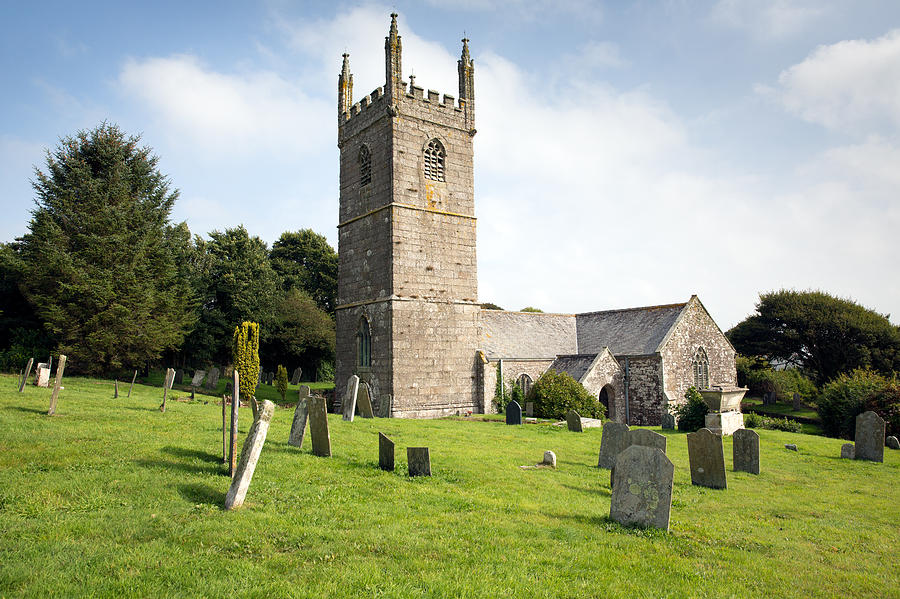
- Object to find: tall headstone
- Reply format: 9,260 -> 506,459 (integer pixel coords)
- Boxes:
18,358 -> 34,393
379,432 -> 395,471
566,410 -> 583,432
174,369 -> 184,386
47,355 -> 67,416
343,375 -> 360,421
357,382 -> 375,418
35,364 -> 50,388
290,367 -> 302,385
687,428 -> 727,489
408,447 -> 431,477
308,396 -> 332,457
191,369 -> 206,386
266,372 -> 274,385
506,400 -> 523,425
225,400 -> 275,510
229,371 -> 240,475
288,386 -> 311,448
628,429 -> 667,454
732,428 -> 760,474
609,445 -> 674,531
160,367 -> 175,412
114,379 -> 119,398
525,402 -> 534,418
127,369 -> 137,398
854,410 -> 885,463
792,392 -> 802,411
206,367 -> 220,389
661,412 -> 675,430
598,422 -> 630,469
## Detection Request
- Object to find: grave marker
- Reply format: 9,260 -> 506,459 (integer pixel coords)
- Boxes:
222,394 -> 227,463
841,443 -> 855,459
308,396 -> 332,457
628,429 -> 667,454
792,392 -> 802,411
379,432 -> 395,471
114,379 -> 119,398
174,369 -> 184,386
47,355 -> 67,416
732,428 -> 760,474
661,412 -> 675,430
266,372 -> 274,385
229,370 -> 240,475
854,411 -> 885,463
288,386 -> 311,448
191,370 -> 206,387
205,367 -> 220,390
525,402 -> 534,418
506,400 -> 522,425
357,382 -> 375,418
566,409 -> 582,432
225,400 -> 275,510
598,422 -> 630,469
18,358 -> 33,393
687,428 -> 727,489
160,368 -> 175,412
343,375 -> 360,421
609,445 -> 674,531
290,367 -> 302,385
127,370 -> 137,397
887,436 -> 899,450
408,447 -> 431,477
36,364 -> 50,388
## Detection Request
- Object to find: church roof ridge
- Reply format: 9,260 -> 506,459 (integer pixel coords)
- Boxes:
576,301 -> 687,318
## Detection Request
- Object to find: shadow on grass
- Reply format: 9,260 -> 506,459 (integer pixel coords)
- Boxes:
178,483 -> 225,507
5,406 -> 49,415
162,446 -> 222,464
561,483 -> 611,497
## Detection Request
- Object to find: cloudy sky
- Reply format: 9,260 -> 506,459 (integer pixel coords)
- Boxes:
2,0 -> 899,329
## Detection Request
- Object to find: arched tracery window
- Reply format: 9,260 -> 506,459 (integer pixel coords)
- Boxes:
517,373 -> 533,396
692,347 -> 709,390
357,318 -> 371,368
424,138 -> 445,182
358,145 -> 372,186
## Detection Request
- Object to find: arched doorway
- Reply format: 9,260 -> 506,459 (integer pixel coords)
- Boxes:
599,384 -> 614,417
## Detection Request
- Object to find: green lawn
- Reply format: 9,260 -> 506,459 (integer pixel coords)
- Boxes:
1,374 -> 898,598
140,369 -> 335,402
741,397 -> 819,421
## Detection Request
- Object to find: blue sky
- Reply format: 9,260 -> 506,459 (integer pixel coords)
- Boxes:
3,0 -> 899,329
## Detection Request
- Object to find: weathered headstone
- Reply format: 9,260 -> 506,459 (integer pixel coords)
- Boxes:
288,386 -> 311,448
408,447 -> 431,477
380,394 -> 393,418
229,371 -> 240,475
763,390 -> 776,405
343,375 -> 360,421
114,379 -> 119,398
205,367 -> 220,389
598,422 -> 630,469
18,358 -> 34,393
35,365 -> 50,388
47,355 -> 67,416
609,445 -> 674,531
290,366 -> 302,385
792,392 -> 802,411
506,400 -> 523,425
357,382 -> 375,418
174,369 -> 184,386
887,436 -> 900,450
566,409 -> 583,432
525,401 -> 534,418
541,450 -> 557,468
628,429 -> 667,454
854,410 -> 885,463
266,371 -> 274,385
308,396 -> 332,457
127,369 -> 137,398
160,367 -> 175,412
840,443 -> 855,459
661,412 -> 675,430
222,394 -> 228,463
687,428 -> 727,489
191,370 -> 206,387
379,432 -> 395,471
732,428 -> 760,474
784,444 -> 798,452
225,400 -> 275,510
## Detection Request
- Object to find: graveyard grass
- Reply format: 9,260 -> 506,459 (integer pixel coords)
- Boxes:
1,375 -> 898,598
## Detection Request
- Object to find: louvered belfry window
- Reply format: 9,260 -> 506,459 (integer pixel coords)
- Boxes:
424,138 -> 445,182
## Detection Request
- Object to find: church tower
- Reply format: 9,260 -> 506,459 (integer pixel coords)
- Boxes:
335,14 -> 481,417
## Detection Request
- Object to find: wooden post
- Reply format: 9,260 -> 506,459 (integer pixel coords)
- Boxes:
18,358 -> 34,393
229,370 -> 240,477
222,395 -> 227,463
114,380 -> 119,398
127,369 -> 137,398
47,355 -> 67,416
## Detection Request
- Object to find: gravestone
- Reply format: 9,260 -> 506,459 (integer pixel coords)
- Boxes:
541,450 -> 556,468
525,402 -> 534,418
785,444 -> 798,451
229,371 -> 240,475
46,355 -> 67,416
174,369 -> 184,386
379,432 -> 395,471
357,382 -> 375,418
308,396 -> 332,457
18,358 -> 34,393
732,428 -> 760,474
114,380 -> 119,398
225,400 -> 275,510
205,367 -> 220,389
408,447 -> 431,477
191,370 -> 206,387
628,429 -> 667,454
266,372 -> 274,385
343,375 -> 360,421
764,390 -> 777,405
291,367 -> 302,385
36,365 -> 50,388
687,428 -> 727,489
609,445 -> 674,531
566,410 -> 582,432
128,370 -> 137,397
380,394 -> 393,418
792,392 -> 802,411
597,422 -> 630,469
160,367 -> 175,412
661,412 -> 675,430
288,386 -> 311,448
887,436 -> 900,450
257,366 -> 263,387
854,411 -> 885,463
841,443 -> 855,459
506,400 -> 522,425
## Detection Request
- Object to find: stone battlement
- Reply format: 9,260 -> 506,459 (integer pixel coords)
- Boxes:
340,82 -> 467,123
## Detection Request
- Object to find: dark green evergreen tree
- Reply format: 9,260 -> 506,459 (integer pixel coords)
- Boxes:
270,229 -> 338,315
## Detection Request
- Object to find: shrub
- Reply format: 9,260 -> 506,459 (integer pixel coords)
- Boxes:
232,321 -> 261,416
817,369 -> 889,439
316,360 -> 335,383
864,380 -> 900,438
526,369 -> 604,420
509,383 -> 525,407
675,386 -> 709,432
493,363 -> 510,413
744,413 -> 802,433
275,365 -> 288,402
741,363 -> 817,402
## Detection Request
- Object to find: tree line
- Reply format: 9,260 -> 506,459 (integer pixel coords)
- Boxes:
0,123 -> 337,380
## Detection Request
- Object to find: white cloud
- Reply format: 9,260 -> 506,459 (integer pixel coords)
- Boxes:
774,29 -> 900,131
579,41 -> 627,69
710,0 -> 830,40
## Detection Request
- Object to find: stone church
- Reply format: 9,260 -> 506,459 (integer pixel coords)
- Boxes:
334,15 -> 736,424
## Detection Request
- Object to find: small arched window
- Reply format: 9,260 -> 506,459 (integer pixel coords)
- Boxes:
692,347 -> 709,390
424,138 -> 445,182
357,318 -> 371,368
358,145 -> 372,186
517,373 -> 533,396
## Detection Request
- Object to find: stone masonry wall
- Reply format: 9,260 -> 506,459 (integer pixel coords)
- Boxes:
335,301 -> 392,416
623,355 -> 664,426
580,351 -> 625,422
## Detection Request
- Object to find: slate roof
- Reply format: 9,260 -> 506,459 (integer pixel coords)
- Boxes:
547,354 -> 598,383
575,302 -> 687,356
480,310 -> 577,359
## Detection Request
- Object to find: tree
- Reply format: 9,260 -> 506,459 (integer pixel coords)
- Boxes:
270,229 -> 338,315
275,365 -> 289,402
17,123 -> 195,375
233,321 -> 260,418
520,306 -> 543,313
265,288 -> 335,381
0,242 -> 55,371
728,290 -> 900,385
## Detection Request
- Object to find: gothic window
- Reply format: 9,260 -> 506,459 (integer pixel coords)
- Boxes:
358,145 -> 372,186
517,373 -> 533,396
424,138 -> 445,182
357,318 -> 371,368
692,347 -> 709,390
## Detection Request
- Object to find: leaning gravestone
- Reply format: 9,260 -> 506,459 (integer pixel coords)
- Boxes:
566,410 -> 583,432
525,402 -> 534,418
854,410 -> 885,463
598,422 -> 630,469
291,367 -> 302,385
288,386 -> 311,448
35,364 -> 50,388
225,400 -> 275,510
308,396 -> 332,457
205,367 -> 220,390
609,445 -> 674,531
18,358 -> 34,393
887,436 -> 900,450
661,412 -> 675,430
174,369 -> 184,386
628,429 -> 667,454
687,428 -> 727,489
841,443 -> 855,459
343,375 -> 360,421
191,370 -> 206,387
379,432 -> 395,471
47,355 -> 67,416
408,447 -> 431,477
506,400 -> 523,425
357,382 -> 375,418
732,428 -> 760,474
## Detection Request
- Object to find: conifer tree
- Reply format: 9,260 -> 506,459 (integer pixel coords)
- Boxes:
275,365 -> 288,402
232,321 -> 260,418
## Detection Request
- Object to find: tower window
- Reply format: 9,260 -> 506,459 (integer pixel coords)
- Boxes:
692,347 -> 709,390
357,318 -> 371,368
358,145 -> 371,186
424,138 -> 445,182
